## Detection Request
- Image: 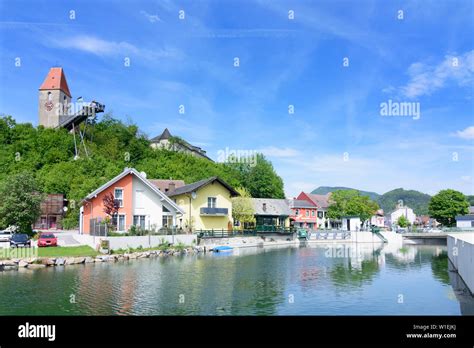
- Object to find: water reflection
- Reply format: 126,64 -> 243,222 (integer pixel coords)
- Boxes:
0,243 -> 472,315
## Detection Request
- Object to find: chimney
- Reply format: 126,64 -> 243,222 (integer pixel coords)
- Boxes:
169,182 -> 176,192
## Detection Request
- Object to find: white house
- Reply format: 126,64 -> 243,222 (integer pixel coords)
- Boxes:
79,168 -> 185,234
342,216 -> 361,231
456,214 -> 474,229
390,205 -> 416,226
370,209 -> 385,228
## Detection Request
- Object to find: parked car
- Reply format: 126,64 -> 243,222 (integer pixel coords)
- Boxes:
9,234 -> 31,248
37,232 -> 58,247
0,230 -> 13,242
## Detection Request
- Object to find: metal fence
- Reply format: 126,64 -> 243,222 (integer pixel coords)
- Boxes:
196,226 -> 296,239
89,219 -> 108,236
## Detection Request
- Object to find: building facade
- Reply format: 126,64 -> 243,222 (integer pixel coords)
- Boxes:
250,198 -> 292,229
79,168 -> 184,234
390,205 -> 416,226
456,214 -> 474,228
150,128 -> 213,161
168,177 -> 238,231
38,67 -> 72,128
297,192 -> 340,229
34,194 -> 66,230
370,209 -> 385,228
288,199 -> 318,229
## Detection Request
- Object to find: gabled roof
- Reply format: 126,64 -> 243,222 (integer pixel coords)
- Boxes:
39,67 -> 72,97
167,176 -> 239,197
299,192 -> 330,209
149,179 -> 185,193
81,168 -> 185,214
288,199 -> 317,209
252,198 -> 292,216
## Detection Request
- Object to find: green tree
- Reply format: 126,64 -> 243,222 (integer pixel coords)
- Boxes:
428,189 -> 469,226
0,172 -> 42,234
397,215 -> 410,228
244,154 -> 285,198
327,190 -> 379,227
232,187 -> 255,230
0,115 -> 286,229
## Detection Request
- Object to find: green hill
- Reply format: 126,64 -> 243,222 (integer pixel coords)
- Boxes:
311,186 -> 380,201
0,114 -> 285,228
377,188 -> 431,216
311,186 -> 432,215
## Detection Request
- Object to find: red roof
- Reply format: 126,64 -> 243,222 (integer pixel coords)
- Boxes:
39,67 -> 71,97
297,192 -> 331,209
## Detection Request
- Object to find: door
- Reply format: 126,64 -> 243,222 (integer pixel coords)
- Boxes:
49,216 -> 57,229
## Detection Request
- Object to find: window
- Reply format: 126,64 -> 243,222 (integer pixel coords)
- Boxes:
114,188 -> 123,207
317,211 -> 324,219
112,214 -> 126,231
162,215 -> 173,228
47,92 -> 52,101
295,209 -> 299,216
208,197 -> 217,208
162,205 -> 170,213
262,203 -> 267,212
305,210 -> 309,217
312,210 -> 315,217
133,215 -> 146,230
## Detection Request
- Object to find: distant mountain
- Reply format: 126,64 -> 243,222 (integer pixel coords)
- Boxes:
311,186 -> 380,201
377,188 -> 432,216
311,186 -> 432,216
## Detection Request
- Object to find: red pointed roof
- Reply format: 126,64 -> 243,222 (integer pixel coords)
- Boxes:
39,67 -> 71,97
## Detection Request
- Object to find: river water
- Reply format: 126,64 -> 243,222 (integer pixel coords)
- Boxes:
0,243 -> 473,315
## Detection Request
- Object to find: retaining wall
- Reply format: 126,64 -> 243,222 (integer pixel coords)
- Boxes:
447,233 -> 474,294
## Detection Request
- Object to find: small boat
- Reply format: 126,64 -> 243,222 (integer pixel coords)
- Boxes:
212,246 -> 233,252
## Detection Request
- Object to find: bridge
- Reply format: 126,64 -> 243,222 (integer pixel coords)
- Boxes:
403,231 -> 474,245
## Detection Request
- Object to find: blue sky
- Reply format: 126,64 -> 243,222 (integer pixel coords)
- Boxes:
0,0 -> 473,197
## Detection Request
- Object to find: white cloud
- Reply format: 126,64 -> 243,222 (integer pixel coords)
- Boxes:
455,126 -> 474,140
140,10 -> 161,23
398,50 -> 474,98
48,35 -> 180,60
258,146 -> 301,158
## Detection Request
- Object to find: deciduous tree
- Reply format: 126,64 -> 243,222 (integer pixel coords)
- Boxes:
0,172 -> 42,234
428,189 -> 469,227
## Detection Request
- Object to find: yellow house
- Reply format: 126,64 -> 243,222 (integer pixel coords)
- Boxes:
168,177 -> 239,231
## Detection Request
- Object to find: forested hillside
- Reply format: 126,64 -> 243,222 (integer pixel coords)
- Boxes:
312,186 -> 380,201
375,188 -> 432,215
312,186 -> 433,215
0,115 -> 285,228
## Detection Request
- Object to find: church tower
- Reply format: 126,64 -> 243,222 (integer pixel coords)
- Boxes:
38,67 -> 72,128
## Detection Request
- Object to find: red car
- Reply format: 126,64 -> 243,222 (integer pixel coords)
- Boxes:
37,232 -> 58,247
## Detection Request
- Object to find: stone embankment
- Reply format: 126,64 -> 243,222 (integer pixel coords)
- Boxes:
0,246 -> 206,272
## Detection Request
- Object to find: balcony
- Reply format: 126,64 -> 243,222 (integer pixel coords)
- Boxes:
200,207 -> 228,216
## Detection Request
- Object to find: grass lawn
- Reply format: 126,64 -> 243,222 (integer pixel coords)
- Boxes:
37,246 -> 98,258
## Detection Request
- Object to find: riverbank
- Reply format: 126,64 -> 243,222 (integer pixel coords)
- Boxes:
0,231 -> 403,273
0,245 -> 206,271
